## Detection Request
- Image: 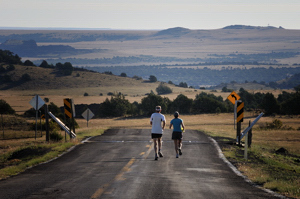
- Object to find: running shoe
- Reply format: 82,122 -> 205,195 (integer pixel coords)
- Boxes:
158,151 -> 163,157
155,154 -> 158,160
178,149 -> 182,155
176,154 -> 179,158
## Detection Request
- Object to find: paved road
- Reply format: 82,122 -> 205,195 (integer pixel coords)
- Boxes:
0,129 -> 281,199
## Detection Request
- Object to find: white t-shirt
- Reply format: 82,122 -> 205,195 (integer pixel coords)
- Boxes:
150,112 -> 166,134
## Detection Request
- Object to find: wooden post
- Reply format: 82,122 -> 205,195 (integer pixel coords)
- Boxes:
1,114 -> 4,139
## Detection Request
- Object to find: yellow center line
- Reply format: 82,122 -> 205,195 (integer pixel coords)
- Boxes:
91,158 -> 136,199
90,143 -> 154,199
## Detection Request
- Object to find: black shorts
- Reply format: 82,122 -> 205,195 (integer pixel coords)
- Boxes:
152,133 -> 163,139
172,131 -> 183,140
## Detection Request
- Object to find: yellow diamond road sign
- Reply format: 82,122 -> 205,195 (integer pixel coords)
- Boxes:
227,91 -> 241,104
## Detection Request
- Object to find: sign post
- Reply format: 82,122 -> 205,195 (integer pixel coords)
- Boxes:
227,91 -> 241,129
29,95 -> 45,139
82,108 -> 94,127
64,98 -> 76,139
236,100 -> 244,145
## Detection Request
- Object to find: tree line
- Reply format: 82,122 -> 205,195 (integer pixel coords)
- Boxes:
84,65 -> 300,89
1,88 -> 299,124
73,87 -> 300,117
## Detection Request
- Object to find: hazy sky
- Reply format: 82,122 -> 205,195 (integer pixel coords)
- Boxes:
1,0 -> 300,30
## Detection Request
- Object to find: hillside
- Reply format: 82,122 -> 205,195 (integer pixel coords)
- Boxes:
0,64 -> 149,90
0,64 -> 197,96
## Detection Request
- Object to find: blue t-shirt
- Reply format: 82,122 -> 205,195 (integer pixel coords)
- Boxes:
170,118 -> 183,132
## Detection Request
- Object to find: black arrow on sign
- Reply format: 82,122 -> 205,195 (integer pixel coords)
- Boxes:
231,94 -> 237,100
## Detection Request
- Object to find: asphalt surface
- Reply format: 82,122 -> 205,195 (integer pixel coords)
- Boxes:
0,129 -> 283,199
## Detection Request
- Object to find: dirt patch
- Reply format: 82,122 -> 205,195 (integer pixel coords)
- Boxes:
8,146 -> 51,161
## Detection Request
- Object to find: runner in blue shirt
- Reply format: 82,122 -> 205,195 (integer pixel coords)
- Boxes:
169,111 -> 185,158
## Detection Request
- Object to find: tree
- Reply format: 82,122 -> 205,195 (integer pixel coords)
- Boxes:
98,94 -> 132,117
0,99 -> 15,114
222,87 -> 233,92
170,94 -> 193,114
260,92 -> 280,115
280,92 -> 300,115
0,50 -> 22,64
179,82 -> 188,88
24,60 -> 35,66
58,62 -> 73,76
120,72 -> 127,77
39,60 -> 49,68
55,62 -> 63,68
156,83 -> 172,95
193,94 -> 227,113
149,75 -> 157,82
141,93 -> 167,115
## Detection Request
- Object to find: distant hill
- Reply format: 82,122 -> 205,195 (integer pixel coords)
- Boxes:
276,73 -> 300,89
0,39 -> 100,57
154,27 -> 192,37
222,25 -> 283,30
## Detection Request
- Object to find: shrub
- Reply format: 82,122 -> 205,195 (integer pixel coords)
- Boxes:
156,83 -> 172,94
120,72 -> 127,77
21,73 -> 31,81
149,75 -> 157,82
6,64 -> 15,71
0,65 -> 6,73
50,131 -> 63,142
132,75 -> 142,80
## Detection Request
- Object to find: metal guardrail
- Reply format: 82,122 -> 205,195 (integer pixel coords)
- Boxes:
240,112 -> 264,140
48,112 -> 76,138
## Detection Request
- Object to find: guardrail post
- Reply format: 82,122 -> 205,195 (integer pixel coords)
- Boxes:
237,122 -> 241,145
44,104 -> 50,142
244,130 -> 248,160
248,120 -> 252,148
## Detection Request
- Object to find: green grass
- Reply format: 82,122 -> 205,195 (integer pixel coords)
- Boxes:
0,142 -> 74,179
211,135 -> 300,198
0,128 -> 104,180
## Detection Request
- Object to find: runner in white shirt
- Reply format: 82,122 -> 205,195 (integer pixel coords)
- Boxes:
150,106 -> 166,160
